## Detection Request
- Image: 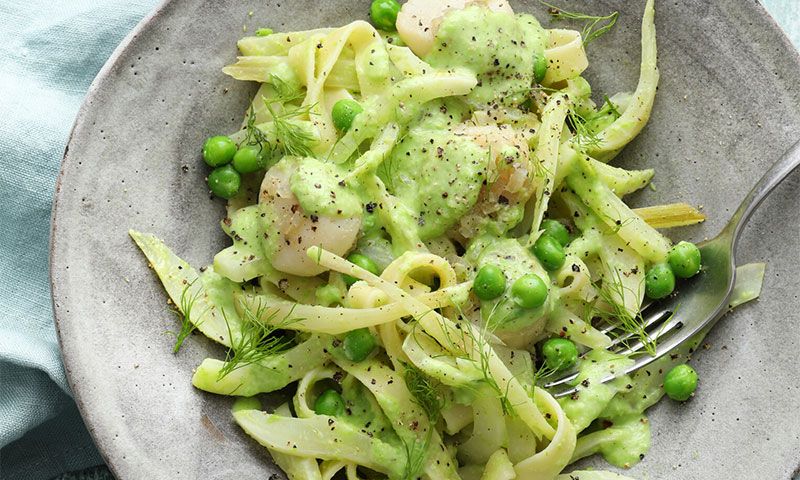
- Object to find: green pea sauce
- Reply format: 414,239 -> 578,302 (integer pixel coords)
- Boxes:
425,7 -> 547,105
467,236 -> 550,332
381,128 -> 489,240
290,157 -> 362,218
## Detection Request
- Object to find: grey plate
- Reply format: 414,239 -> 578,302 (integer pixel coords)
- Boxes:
51,1 -> 800,479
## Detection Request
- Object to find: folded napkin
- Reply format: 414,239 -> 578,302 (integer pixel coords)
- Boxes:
0,1 -> 156,478
0,1 -> 795,480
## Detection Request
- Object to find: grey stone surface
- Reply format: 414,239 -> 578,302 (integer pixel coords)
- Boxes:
51,1 -> 800,479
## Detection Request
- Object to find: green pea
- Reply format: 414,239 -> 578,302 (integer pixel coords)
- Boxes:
314,389 -> 345,416
315,284 -> 342,307
331,99 -> 363,132
232,144 -> 268,174
255,28 -> 273,37
534,53 -> 548,84
668,241 -> 702,279
663,364 -> 698,401
202,135 -> 237,167
207,165 -> 241,199
343,328 -> 377,362
645,263 -> 675,299
511,274 -> 548,309
344,253 -> 381,287
473,264 -> 506,301
532,234 -> 566,271
540,219 -> 570,247
541,338 -> 578,371
370,0 -> 401,31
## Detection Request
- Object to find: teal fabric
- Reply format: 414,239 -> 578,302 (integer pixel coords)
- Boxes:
0,1 -> 796,480
765,0 -> 800,48
0,1 -> 157,479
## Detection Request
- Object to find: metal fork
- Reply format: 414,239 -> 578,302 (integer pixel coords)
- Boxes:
547,139 -> 800,398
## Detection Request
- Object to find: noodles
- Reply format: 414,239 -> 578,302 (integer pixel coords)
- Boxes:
542,29 -> 589,86
132,1 -> 765,478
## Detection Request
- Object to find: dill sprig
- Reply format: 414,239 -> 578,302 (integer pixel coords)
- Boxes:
441,301 -> 516,415
527,362 -> 558,401
241,106 -> 272,153
608,216 -> 635,234
403,363 -> 444,423
603,94 -> 622,118
566,108 -> 602,150
217,301 -> 298,380
592,200 -> 635,235
532,363 -> 558,387
269,74 -> 305,104
541,1 -> 619,45
402,429 -> 433,480
399,363 -> 442,480
262,74 -> 317,157
263,98 -> 317,157
376,152 -> 398,191
170,281 -> 206,354
593,267 -> 657,356
376,129 -> 410,192
532,150 -> 555,179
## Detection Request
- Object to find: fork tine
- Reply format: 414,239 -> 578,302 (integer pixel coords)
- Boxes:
550,309 -> 719,399
551,385 -> 577,399
544,301 -> 661,390
607,308 -> 673,350
598,299 -> 656,335
546,291 -> 727,399
598,321 -> 616,335
617,321 -> 710,383
614,312 -> 683,357
542,369 -> 581,390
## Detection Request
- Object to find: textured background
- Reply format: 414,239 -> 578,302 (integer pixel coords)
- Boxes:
0,1 -> 797,479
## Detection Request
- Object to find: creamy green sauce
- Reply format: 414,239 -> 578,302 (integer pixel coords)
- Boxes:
214,203 -> 276,282
558,350 -> 633,432
145,1 -> 682,475
426,7 -> 547,105
290,157 -> 362,217
467,236 -> 550,332
598,415 -> 651,468
363,43 -> 397,89
412,98 -> 471,130
561,350 -> 654,468
340,376 -> 399,444
380,128 -> 488,241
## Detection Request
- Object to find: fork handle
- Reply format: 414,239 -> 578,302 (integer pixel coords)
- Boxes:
726,139 -> 800,244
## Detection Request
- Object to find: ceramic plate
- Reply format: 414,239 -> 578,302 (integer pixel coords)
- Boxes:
51,1 -> 800,478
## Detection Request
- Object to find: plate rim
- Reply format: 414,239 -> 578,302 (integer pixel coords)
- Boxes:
49,0 -> 172,475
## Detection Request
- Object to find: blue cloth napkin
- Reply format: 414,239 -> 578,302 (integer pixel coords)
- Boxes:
0,1 -> 796,480
0,1 -> 157,478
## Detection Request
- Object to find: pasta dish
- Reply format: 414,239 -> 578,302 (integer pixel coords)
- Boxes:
130,1 -> 763,478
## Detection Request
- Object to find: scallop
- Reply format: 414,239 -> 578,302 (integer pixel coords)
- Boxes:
396,0 -> 514,57
260,163 -> 360,277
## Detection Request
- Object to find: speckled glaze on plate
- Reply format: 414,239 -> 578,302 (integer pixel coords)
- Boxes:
51,1 -> 800,479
